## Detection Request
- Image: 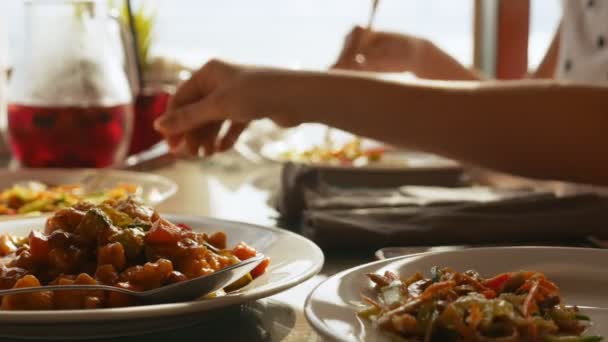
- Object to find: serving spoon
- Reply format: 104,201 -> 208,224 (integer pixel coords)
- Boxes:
0,253 -> 265,305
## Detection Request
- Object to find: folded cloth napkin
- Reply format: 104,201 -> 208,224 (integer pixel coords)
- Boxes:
275,163 -> 608,248
276,162 -> 466,222
303,193 -> 608,248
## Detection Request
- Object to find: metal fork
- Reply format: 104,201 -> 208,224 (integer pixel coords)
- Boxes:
0,254 -> 265,305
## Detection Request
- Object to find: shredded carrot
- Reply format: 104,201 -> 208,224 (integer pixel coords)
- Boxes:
460,273 -> 489,292
362,294 -> 382,309
523,280 -> 540,317
467,304 -> 482,330
518,276 -> 542,292
539,278 -> 559,293
419,281 -> 456,301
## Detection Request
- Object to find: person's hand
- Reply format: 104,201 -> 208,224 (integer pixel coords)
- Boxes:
154,60 -> 292,157
333,26 -> 429,72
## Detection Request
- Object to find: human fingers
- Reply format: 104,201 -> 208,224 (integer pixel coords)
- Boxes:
167,134 -> 184,152
167,59 -> 234,111
184,121 -> 224,157
155,92 -> 226,137
218,121 -> 249,152
332,26 -> 368,70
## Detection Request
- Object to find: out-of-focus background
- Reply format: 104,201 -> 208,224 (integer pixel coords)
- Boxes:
1,0 -> 560,70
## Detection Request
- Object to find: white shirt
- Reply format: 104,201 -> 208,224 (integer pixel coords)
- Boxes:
557,0 -> 608,83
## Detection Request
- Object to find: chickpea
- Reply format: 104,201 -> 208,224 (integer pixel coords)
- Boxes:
1,275 -> 53,310
98,243 -> 126,271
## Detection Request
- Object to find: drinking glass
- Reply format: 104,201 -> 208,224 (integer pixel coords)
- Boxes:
128,85 -> 172,155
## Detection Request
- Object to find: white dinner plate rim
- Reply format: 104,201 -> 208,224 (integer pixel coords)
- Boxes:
304,246 -> 608,342
0,213 -> 324,323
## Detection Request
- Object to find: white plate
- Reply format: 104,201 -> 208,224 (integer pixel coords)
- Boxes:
305,247 -> 608,342
258,124 -> 458,171
0,168 -> 177,217
0,214 -> 324,339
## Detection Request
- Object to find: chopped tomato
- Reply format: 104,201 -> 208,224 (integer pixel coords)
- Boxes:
28,231 -> 50,263
483,273 -> 511,292
481,289 -> 497,299
207,231 -> 227,250
176,223 -> 192,231
145,219 -> 182,244
250,257 -> 270,279
232,242 -> 257,261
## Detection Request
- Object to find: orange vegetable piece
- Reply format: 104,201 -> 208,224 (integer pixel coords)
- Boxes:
207,231 -> 227,250
232,242 -> 257,261
419,281 -> 456,301
250,257 -> 270,279
146,219 -> 182,245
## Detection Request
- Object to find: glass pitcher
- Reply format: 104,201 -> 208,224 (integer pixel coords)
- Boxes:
7,0 -> 133,168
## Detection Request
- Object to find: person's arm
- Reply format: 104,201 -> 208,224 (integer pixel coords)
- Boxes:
333,27 -> 483,80
155,61 -> 608,185
414,40 -> 484,80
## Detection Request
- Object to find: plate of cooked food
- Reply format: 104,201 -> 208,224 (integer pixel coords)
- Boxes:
0,168 -> 177,218
258,124 -> 458,171
0,197 -> 324,339
305,247 -> 607,342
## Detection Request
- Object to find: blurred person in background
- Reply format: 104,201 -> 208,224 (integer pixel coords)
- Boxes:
333,1 -> 600,84
155,1 -> 608,186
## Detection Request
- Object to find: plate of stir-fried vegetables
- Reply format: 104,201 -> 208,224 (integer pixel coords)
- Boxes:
305,247 -> 607,342
0,169 -> 176,218
258,124 -> 458,170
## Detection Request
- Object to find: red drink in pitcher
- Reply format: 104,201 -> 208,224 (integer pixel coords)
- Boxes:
7,104 -> 132,168
6,1 -> 134,168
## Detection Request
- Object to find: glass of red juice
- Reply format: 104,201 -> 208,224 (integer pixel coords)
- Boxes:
6,0 -> 133,168
128,86 -> 172,156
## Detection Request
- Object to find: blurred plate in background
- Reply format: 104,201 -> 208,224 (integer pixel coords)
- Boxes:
0,168 -> 177,221
257,123 -> 458,171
